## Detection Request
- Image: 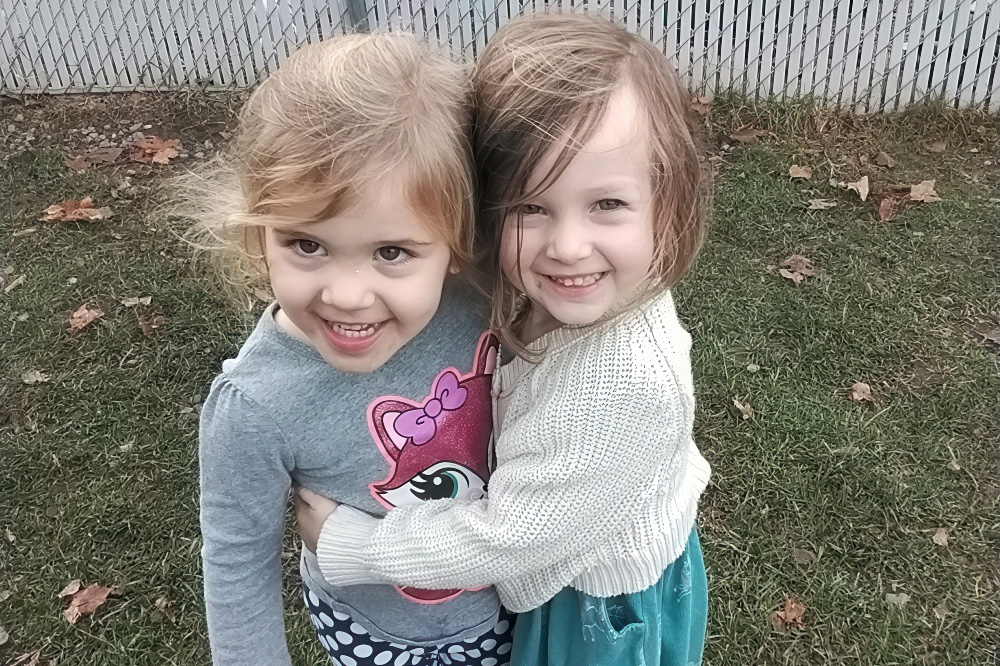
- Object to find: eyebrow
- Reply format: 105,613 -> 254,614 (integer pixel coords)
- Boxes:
273,229 -> 434,247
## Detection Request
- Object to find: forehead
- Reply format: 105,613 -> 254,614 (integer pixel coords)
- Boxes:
528,87 -> 648,192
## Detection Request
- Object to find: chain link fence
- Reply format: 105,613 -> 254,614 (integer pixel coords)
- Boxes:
1,0 -> 998,111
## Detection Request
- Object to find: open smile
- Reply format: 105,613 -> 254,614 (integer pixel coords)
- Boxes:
320,319 -> 387,354
542,271 -> 609,293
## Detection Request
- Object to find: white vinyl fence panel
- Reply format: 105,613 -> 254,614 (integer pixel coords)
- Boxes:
0,0 -> 997,110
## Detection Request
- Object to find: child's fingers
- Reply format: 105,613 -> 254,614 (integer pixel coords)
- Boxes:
296,485 -> 321,508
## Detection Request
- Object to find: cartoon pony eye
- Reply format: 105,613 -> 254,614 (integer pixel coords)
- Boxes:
377,461 -> 486,507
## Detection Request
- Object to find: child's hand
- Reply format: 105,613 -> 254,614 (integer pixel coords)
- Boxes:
295,486 -> 340,552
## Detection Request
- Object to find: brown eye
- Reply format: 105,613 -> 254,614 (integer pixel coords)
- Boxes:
295,240 -> 322,255
520,204 -> 543,215
377,246 -> 411,263
597,199 -> 626,211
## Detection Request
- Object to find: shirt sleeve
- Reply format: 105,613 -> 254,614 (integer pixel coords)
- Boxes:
316,334 -> 691,591
199,376 -> 294,666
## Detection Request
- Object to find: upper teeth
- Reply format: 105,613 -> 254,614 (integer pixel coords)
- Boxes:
551,273 -> 604,287
332,322 -> 378,338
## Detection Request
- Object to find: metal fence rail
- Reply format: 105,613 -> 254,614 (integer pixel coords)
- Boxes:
1,0 -> 998,111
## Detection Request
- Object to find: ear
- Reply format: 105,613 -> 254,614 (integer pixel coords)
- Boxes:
369,399 -> 416,461
474,332 -> 500,376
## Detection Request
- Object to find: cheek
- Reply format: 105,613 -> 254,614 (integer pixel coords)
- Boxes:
499,226 -> 524,287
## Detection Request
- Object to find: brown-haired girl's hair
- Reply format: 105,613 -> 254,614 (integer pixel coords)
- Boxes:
171,32 -> 474,307
472,12 -> 706,356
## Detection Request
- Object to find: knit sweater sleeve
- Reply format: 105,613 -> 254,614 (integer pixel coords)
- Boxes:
316,322 -> 690,591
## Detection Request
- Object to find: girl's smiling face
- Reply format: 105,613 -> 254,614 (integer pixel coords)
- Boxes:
500,88 -> 656,340
264,179 -> 453,373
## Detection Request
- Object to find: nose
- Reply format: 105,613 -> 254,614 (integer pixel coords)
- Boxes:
320,265 -> 376,311
544,216 -> 592,265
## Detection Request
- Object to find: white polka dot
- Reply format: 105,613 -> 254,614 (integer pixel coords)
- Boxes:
327,635 -> 340,651
333,610 -> 351,621
311,617 -> 322,629
494,620 -> 510,634
394,652 -> 411,666
335,631 -> 353,645
389,643 -> 408,650
498,643 -> 512,655
354,645 -> 373,658
410,648 -> 424,655
340,657 -> 357,666
466,649 -> 482,658
481,639 -> 496,651
374,651 -> 394,665
318,634 -> 330,651
330,658 -> 342,666
308,591 -> 320,606
319,612 -> 335,627
448,645 -> 465,654
464,636 -> 478,643
482,659 -> 497,666
412,657 -> 423,665
350,622 -> 368,635
452,654 -> 467,662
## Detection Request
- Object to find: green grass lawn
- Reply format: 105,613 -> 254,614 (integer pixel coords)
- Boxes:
1,94 -> 996,666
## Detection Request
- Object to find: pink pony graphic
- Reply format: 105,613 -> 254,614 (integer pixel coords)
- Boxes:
367,332 -> 498,604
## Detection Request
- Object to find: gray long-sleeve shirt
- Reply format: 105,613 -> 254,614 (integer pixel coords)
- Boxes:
199,280 -> 502,665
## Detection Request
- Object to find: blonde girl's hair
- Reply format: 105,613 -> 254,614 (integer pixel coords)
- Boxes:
472,12 -> 706,356
172,32 -> 475,307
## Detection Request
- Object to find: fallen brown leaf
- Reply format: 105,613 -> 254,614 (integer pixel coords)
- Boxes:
981,328 -> 1000,345
691,96 -> 711,115
808,198 -> 837,210
789,164 -> 813,179
60,582 -> 116,624
40,197 -> 112,222
847,175 -> 870,201
10,651 -> 40,666
928,140 -> 947,153
21,370 -> 50,385
909,179 -> 942,203
849,381 -> 875,402
730,128 -> 764,144
771,597 -> 806,631
931,527 -> 949,547
876,151 -> 896,168
130,135 -> 180,164
886,591 -> 910,607
68,304 -> 104,334
878,193 -> 909,221
792,547 -> 815,564
732,397 -> 753,420
778,254 -> 816,284
138,314 -> 166,336
65,146 -> 124,171
58,579 -> 83,599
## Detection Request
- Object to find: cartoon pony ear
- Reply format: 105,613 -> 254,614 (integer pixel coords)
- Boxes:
474,332 -> 500,377
369,399 -> 417,461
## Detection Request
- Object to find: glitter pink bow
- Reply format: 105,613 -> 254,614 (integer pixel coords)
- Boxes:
394,371 -> 468,445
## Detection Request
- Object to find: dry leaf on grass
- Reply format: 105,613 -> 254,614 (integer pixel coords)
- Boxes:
981,328 -> 1000,345
849,381 -> 875,402
59,581 -> 117,624
792,547 -> 815,564
789,164 -> 813,179
778,254 -> 816,284
808,198 -> 837,210
730,128 -> 764,144
138,314 -> 166,336
10,651 -> 40,666
886,591 -> 910,607
0,624 -> 8,646
928,140 -> 947,153
690,96 -> 711,115
732,398 -> 753,420
847,175 -> 870,201
909,179 -> 942,203
130,135 -> 180,164
40,197 -> 112,222
21,370 -> 50,385
933,600 -> 950,620
771,598 -> 806,631
931,527 -> 949,547
120,296 -> 152,307
878,194 -> 907,221
876,151 -> 896,168
65,146 -> 124,171
68,304 -> 104,334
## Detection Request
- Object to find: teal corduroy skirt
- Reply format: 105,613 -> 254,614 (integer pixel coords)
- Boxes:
510,529 -> 707,666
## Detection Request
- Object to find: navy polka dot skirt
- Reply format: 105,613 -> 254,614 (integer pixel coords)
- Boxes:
303,584 -> 515,666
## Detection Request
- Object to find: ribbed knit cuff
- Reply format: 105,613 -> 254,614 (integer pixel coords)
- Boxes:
315,506 -> 388,587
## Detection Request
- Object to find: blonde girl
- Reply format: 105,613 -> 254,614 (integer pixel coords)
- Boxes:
299,12 -> 713,666
188,33 -> 514,666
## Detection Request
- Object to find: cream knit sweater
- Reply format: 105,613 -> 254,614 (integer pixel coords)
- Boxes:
316,289 -> 711,613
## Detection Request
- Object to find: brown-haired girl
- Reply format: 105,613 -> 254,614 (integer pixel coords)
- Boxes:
299,13 -> 712,665
186,32 -> 515,666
